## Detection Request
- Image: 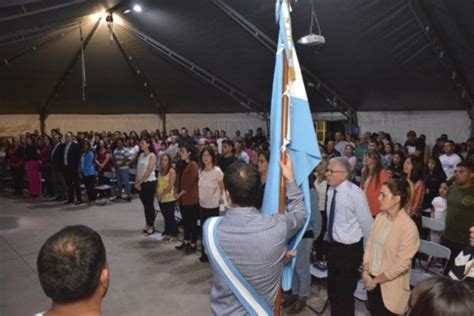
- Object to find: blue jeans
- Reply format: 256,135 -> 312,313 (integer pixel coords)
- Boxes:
116,168 -> 131,198
291,238 -> 312,297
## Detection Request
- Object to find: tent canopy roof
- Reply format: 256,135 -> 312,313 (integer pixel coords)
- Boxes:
0,0 -> 473,116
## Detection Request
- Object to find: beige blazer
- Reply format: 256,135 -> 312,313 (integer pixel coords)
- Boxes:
363,210 -> 420,314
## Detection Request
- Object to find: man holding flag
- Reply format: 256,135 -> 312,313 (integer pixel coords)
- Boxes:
204,0 -> 321,314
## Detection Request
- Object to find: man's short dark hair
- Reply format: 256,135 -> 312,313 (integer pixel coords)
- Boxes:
222,139 -> 234,147
457,161 -> 474,173
224,163 -> 260,207
37,225 -> 106,303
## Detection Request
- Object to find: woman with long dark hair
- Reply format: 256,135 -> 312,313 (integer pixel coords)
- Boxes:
156,153 -> 178,242
135,138 -> 157,235
255,149 -> 270,210
422,157 -> 447,211
175,144 -> 200,254
24,135 -> 42,197
79,141 -> 96,206
198,147 -> 224,262
94,139 -> 112,186
403,156 -> 425,216
361,150 -> 390,217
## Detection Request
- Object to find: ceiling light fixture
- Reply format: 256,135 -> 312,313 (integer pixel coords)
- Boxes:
298,0 -> 325,46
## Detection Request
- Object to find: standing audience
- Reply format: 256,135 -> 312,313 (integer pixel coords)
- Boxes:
175,144 -> 200,254
156,154 -> 178,243
198,147 -> 224,262
442,161 -> 474,272
63,132 -> 82,205
325,157 -> 373,316
135,139 -> 157,235
79,141 -> 96,206
25,135 -> 42,197
363,179 -> 420,315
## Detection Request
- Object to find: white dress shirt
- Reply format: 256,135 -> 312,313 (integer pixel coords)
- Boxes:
326,180 -> 373,246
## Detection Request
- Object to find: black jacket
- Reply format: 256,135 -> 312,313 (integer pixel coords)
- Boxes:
51,143 -> 65,168
63,142 -> 81,171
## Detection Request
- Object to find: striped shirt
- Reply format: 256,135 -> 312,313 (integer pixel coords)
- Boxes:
208,181 -> 305,315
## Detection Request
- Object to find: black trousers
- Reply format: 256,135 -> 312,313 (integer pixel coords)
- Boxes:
441,236 -> 466,274
313,211 -> 328,260
327,239 -> 363,316
200,206 -> 219,257
52,165 -> 66,200
64,168 -> 82,202
41,164 -> 54,196
180,204 -> 200,244
83,175 -> 96,202
367,283 -> 396,316
159,201 -> 178,237
11,166 -> 25,195
139,181 -> 157,227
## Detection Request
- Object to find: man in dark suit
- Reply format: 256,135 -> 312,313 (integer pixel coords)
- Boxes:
63,132 -> 82,204
51,135 -> 67,201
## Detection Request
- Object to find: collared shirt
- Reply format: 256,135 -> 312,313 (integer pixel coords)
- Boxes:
208,181 -> 305,315
64,142 -> 71,166
326,180 -> 373,246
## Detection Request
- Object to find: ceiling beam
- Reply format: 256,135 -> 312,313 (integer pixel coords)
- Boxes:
2,24 -> 80,66
212,0 -> 356,119
408,0 -> 474,119
39,18 -> 102,131
111,24 -> 166,128
115,18 -> 268,119
0,0 -> 88,22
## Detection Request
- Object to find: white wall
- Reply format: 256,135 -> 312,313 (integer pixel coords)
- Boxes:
0,113 -> 267,137
357,111 -> 471,144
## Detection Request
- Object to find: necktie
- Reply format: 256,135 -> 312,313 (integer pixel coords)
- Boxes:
327,189 -> 337,242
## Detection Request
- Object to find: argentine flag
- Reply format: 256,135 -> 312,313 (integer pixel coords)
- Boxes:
262,0 -> 322,291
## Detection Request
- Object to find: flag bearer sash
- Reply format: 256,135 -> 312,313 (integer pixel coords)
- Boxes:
204,217 -> 273,316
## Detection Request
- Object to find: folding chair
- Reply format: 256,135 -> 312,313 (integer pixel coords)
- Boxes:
411,239 -> 451,287
95,171 -> 115,205
421,216 -> 445,233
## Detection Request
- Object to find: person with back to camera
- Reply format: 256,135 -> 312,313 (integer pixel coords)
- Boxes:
35,225 -> 110,316
205,155 -> 306,315
409,276 -> 474,316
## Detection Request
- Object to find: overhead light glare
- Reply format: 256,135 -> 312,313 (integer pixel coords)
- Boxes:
123,9 -> 131,14
89,10 -> 106,21
133,4 -> 142,13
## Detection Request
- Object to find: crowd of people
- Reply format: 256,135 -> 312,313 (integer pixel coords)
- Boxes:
1,126 -> 473,316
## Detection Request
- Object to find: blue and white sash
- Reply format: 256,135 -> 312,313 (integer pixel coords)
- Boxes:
204,217 -> 273,316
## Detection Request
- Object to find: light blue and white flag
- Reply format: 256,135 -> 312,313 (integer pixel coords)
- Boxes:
262,0 -> 322,291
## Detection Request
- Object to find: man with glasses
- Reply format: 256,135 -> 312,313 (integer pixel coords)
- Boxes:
325,157 -> 373,316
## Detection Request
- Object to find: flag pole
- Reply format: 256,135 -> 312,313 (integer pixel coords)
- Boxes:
274,50 -> 290,316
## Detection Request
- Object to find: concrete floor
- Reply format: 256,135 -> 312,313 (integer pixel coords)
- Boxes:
0,192 -> 369,316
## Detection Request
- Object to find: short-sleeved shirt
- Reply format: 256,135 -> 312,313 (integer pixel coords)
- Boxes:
439,154 -> 462,179
199,167 -> 224,208
113,148 -> 130,170
444,184 -> 474,245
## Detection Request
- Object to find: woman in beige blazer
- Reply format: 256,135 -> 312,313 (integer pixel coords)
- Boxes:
363,178 -> 420,315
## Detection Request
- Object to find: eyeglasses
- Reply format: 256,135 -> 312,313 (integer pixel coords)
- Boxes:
325,168 -> 346,175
